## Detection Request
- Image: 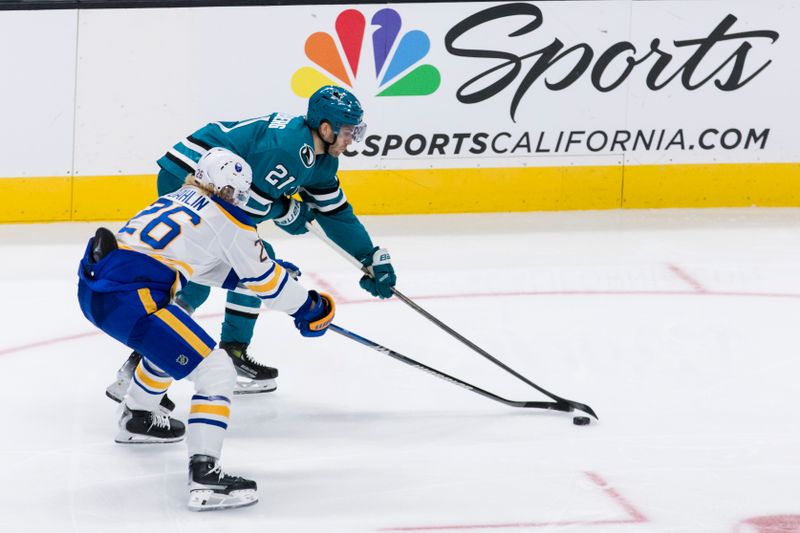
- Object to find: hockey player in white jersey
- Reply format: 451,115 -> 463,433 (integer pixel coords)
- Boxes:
77,148 -> 335,510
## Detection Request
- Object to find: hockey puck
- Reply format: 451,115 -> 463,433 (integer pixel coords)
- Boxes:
573,416 -> 591,426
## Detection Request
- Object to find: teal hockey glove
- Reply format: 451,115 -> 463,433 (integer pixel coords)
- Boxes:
291,290 -> 335,337
359,247 -> 396,299
274,198 -> 315,235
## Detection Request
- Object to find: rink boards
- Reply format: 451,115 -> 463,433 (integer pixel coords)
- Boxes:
1,0 -> 799,221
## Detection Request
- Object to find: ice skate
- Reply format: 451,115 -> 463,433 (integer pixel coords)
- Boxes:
115,405 -> 185,444
220,342 -> 278,394
106,351 -> 175,413
105,350 -> 141,403
188,455 -> 258,511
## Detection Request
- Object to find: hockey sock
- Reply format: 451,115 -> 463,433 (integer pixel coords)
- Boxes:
221,291 -> 261,345
187,394 -> 231,458
174,282 -> 211,314
186,349 -> 237,458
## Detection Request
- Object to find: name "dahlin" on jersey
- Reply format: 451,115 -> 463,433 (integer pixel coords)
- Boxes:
166,188 -> 210,211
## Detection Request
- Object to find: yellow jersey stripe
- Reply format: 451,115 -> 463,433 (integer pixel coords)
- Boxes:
170,271 -> 182,300
137,288 -> 158,314
150,253 -> 194,277
135,365 -> 172,390
190,404 -> 231,417
153,309 -> 213,358
245,265 -> 284,293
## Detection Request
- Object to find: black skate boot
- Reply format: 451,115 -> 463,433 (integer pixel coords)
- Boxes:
188,455 -> 258,511
115,405 -> 185,444
220,342 -> 278,395
105,351 -> 175,414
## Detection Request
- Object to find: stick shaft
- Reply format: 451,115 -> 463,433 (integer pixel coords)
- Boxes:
307,222 -> 366,271
329,324 -> 571,412
386,288 -> 596,418
309,222 -> 597,419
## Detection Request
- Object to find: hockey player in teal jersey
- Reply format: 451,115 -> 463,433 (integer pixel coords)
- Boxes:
105,86 -> 397,400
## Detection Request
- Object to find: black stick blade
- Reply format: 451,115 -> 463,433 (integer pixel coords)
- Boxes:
560,400 -> 598,420
521,401 -> 573,412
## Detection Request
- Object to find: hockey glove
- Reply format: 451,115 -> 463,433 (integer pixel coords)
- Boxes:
359,247 -> 396,299
274,198 -> 315,235
291,290 -> 335,337
274,258 -> 301,280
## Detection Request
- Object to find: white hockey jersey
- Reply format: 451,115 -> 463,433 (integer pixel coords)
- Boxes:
115,185 -> 308,314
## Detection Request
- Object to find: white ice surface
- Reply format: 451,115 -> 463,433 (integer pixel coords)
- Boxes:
1,209 -> 799,533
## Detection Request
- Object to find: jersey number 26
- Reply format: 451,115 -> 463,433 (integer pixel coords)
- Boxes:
119,199 -> 201,250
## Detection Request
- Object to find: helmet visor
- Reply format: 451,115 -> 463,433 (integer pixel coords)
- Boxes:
233,188 -> 251,207
339,122 -> 368,143
220,185 -> 251,207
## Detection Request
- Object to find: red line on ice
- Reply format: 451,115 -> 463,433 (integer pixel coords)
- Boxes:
0,311 -> 221,357
3,287 -> 800,357
584,471 -> 647,523
0,331 -> 100,357
378,471 -> 647,531
667,263 -> 708,292
378,519 -> 639,532
305,271 -> 351,303
342,288 -> 800,306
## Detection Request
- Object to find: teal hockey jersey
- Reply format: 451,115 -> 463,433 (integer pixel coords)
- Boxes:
157,113 -> 374,261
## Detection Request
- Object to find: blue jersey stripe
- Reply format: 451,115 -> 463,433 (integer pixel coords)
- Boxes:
209,196 -> 255,227
188,418 -> 229,430
142,358 -> 170,378
239,263 -> 276,284
221,269 -> 240,290
192,394 -> 231,403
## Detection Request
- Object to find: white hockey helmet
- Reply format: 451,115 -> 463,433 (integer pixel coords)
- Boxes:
195,147 -> 252,207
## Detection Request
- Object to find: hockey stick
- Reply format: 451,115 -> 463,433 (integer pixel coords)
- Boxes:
307,223 -> 598,419
329,323 -> 573,413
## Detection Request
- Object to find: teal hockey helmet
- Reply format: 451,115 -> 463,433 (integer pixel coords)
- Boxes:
306,86 -> 366,142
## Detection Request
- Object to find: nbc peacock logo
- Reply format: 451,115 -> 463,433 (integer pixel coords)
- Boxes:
291,8 -> 441,98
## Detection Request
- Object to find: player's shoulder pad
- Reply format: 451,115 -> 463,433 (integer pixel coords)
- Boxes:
209,195 -> 256,231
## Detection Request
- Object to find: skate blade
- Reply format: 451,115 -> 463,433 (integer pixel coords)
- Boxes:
188,489 -> 258,511
105,385 -> 127,404
233,378 -> 277,395
114,429 -> 183,444
105,390 -> 123,403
